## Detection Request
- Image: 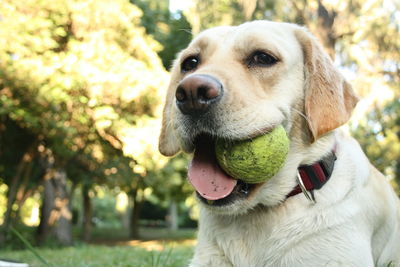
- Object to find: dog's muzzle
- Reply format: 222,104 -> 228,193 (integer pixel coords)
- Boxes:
175,74 -> 223,116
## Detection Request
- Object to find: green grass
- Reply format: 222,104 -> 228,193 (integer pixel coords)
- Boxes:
88,227 -> 196,242
2,226 -> 196,267
0,243 -> 194,267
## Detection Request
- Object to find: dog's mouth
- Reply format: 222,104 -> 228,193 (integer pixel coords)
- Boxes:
188,134 -> 260,206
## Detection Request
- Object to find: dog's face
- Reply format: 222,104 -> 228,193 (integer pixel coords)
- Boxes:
159,21 -> 358,215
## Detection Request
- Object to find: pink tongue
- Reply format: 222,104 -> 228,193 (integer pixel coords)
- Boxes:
188,138 -> 237,200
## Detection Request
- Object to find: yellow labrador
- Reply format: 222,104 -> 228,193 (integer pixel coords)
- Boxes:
159,21 -> 400,267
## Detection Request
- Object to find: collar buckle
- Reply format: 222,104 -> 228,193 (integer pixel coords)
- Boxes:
296,171 -> 316,204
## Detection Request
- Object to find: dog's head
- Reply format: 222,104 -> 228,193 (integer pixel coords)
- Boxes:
159,21 -> 358,215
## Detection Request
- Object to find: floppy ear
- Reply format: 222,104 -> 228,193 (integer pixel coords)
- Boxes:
159,61 -> 181,156
295,29 -> 359,142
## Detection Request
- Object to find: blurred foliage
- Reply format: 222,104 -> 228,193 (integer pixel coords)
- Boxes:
0,0 -> 168,185
352,96 -> 400,182
185,0 -> 275,33
132,0 -> 192,69
91,190 -> 122,229
0,0 -> 186,244
0,184 -> 7,224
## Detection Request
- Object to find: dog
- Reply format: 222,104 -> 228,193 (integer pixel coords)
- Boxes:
158,20 -> 400,267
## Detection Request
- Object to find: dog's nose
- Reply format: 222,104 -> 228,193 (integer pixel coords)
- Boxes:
175,74 -> 223,115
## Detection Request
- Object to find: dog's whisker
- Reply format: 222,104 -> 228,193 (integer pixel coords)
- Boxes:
290,107 -> 311,125
290,107 -> 306,120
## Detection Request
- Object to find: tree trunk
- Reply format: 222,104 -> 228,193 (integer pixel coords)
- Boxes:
289,0 -> 337,59
168,199 -> 178,231
37,169 -> 55,244
315,0 -> 337,59
37,168 -> 73,246
238,0 -> 258,21
129,190 -> 143,239
396,134 -> 400,192
0,151 -> 33,244
82,184 -> 92,242
16,188 -> 34,213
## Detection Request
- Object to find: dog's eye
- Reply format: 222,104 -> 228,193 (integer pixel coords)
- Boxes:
248,51 -> 278,67
181,56 -> 200,72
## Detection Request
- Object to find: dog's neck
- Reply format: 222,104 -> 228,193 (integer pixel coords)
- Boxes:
287,148 -> 337,201
287,120 -> 338,196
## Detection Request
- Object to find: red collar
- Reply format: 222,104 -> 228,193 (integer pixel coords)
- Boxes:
287,150 -> 337,201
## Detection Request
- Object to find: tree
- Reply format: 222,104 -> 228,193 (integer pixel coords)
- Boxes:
0,0 -> 168,245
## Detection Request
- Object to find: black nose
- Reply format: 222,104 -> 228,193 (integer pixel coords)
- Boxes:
175,74 -> 223,116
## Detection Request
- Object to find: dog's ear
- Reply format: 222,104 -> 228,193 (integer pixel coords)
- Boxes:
295,29 -> 359,142
159,60 -> 181,156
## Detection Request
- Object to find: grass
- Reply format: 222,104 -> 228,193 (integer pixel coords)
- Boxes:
0,243 -> 194,267
88,227 -> 197,242
1,226 -> 196,267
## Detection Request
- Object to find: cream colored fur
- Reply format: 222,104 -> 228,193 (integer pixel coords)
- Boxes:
158,21 -> 400,267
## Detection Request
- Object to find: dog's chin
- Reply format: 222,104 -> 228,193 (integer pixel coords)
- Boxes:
197,181 -> 265,215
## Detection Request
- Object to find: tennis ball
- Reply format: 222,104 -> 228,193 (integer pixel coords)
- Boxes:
215,125 -> 289,183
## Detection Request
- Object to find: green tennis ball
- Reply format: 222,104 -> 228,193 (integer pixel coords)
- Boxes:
215,125 -> 289,184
